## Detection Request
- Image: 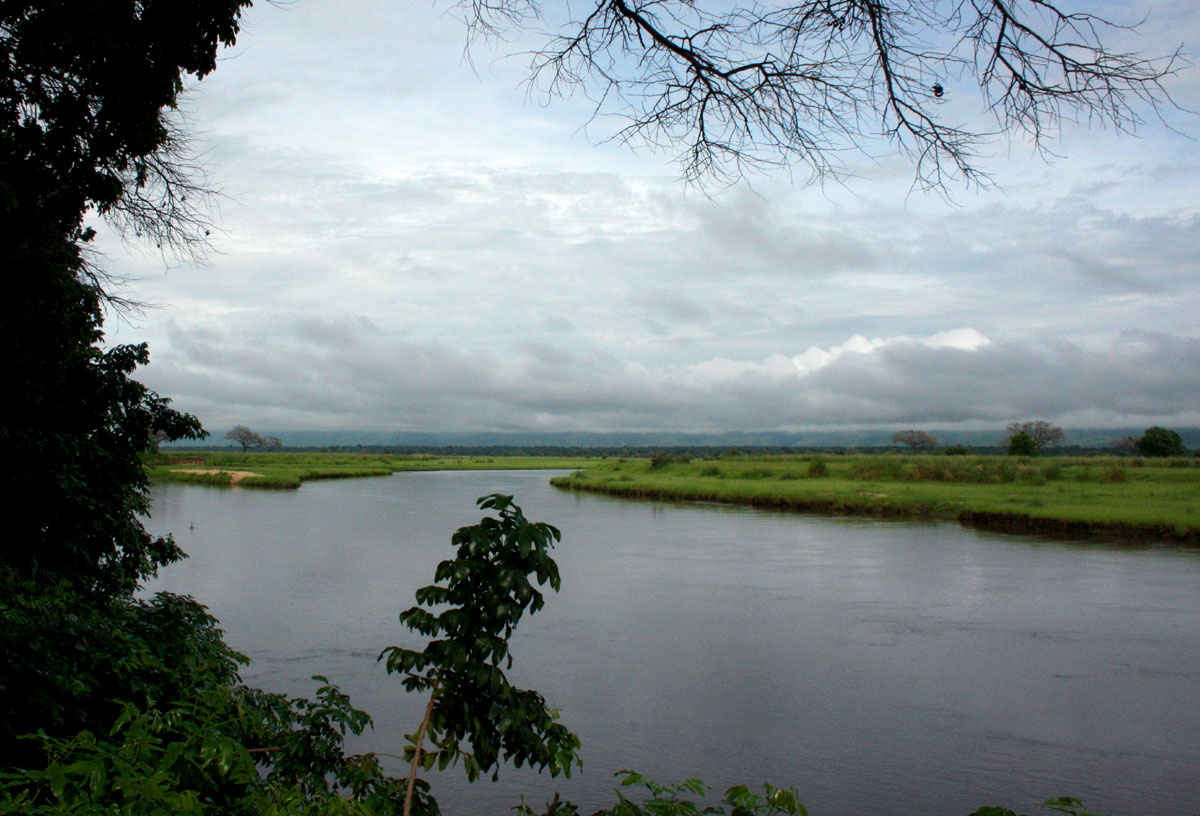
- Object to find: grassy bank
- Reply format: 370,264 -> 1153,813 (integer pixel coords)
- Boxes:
147,451 -> 594,489
549,454 -> 1200,541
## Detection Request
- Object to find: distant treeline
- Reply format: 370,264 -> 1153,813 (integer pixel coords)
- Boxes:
165,443 -> 1183,459
164,426 -> 1200,451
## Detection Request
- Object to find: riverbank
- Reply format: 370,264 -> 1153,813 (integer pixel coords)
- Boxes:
147,451 -> 594,489
548,454 -> 1200,542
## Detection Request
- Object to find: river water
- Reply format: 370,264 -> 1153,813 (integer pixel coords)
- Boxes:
143,470 -> 1200,816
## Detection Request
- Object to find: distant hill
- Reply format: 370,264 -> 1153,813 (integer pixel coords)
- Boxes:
167,426 -> 1200,451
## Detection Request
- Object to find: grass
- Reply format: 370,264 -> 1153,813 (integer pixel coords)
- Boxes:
549,453 -> 1200,540
147,451 -> 594,490
147,450 -> 1200,540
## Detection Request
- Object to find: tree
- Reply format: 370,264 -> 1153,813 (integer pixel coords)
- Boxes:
1136,426 -> 1185,458
892,429 -> 939,451
2,1 -> 249,596
1008,431 -> 1037,457
1006,421 -> 1064,452
226,425 -> 268,451
380,495 -> 580,815
1112,435 -> 1140,455
463,0 -> 1185,186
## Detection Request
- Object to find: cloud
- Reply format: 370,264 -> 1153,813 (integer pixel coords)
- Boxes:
139,312 -> 1200,434
97,0 -> 1200,437
788,329 -> 992,377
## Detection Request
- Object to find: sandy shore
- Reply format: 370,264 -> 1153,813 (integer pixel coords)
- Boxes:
170,468 -> 263,484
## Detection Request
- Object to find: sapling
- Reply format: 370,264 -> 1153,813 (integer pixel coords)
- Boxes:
380,494 -> 581,816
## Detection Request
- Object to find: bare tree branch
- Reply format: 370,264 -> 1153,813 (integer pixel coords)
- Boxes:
454,0 -> 1188,188
101,113 -> 219,263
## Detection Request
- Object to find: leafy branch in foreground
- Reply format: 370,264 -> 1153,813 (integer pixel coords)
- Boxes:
380,494 -> 581,815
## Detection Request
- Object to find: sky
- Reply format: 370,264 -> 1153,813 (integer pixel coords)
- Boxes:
100,0 -> 1200,436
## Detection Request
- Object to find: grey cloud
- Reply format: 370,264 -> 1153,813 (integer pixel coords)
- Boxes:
140,311 -> 1200,434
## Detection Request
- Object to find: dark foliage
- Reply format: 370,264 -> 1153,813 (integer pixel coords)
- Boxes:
1008,431 -> 1038,457
1136,426 -> 1185,458
0,0 -> 249,595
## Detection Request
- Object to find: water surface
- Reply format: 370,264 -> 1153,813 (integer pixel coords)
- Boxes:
145,471 -> 1200,816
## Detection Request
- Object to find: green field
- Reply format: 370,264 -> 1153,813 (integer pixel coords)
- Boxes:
148,450 -> 1200,540
147,451 -> 594,489
550,453 -> 1200,540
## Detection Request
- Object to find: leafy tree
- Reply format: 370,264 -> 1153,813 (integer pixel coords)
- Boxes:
1006,421 -> 1065,452
1008,431 -> 1038,457
1,0 -> 248,251
892,429 -> 939,451
463,0 -> 1183,186
226,425 -> 268,451
1136,426 -> 1185,458
2,2 -> 249,598
380,494 -> 581,815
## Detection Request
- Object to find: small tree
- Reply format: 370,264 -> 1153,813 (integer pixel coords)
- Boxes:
1112,436 -> 1140,455
892,430 -> 939,451
1006,421 -> 1064,452
1008,431 -> 1038,457
1136,426 -> 1185,458
380,494 -> 581,815
225,425 -> 266,451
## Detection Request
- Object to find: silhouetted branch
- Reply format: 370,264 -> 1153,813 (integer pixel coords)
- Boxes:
455,0 -> 1187,188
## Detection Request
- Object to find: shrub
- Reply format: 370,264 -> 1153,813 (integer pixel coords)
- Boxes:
807,458 -> 829,478
1104,466 -> 1128,483
1008,432 -> 1038,456
944,445 -> 969,456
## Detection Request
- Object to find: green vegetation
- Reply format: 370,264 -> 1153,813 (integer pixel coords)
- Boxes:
382,495 -> 580,813
1136,426 -> 1187,458
550,453 -> 1200,540
147,451 -> 595,489
0,0 -> 1167,812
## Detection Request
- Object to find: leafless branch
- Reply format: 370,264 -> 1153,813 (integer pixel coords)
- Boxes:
453,0 -> 1188,189
100,113 -> 219,263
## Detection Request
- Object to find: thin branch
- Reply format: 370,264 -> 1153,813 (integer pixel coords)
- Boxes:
452,0 -> 1190,189
404,683 -> 439,816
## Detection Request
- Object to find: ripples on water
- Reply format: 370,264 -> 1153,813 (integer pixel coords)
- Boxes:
144,471 -> 1200,816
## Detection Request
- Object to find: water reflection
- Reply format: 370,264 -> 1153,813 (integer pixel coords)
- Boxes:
145,471 -> 1200,816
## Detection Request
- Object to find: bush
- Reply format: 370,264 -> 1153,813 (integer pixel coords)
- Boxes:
807,458 -> 829,478
1008,432 -> 1038,456
944,445 -> 969,456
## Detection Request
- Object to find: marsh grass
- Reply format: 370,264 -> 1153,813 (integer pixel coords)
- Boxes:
147,451 -> 594,490
549,454 -> 1200,536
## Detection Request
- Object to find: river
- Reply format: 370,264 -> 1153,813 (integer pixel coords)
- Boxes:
143,470 -> 1200,816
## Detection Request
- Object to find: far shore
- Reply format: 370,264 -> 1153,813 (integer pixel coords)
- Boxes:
147,450 -> 1200,542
